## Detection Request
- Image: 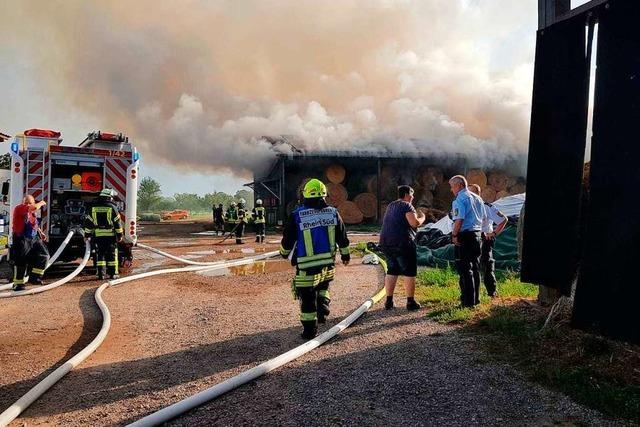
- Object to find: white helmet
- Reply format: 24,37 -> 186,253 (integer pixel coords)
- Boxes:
256,199 -> 263,205
239,198 -> 246,204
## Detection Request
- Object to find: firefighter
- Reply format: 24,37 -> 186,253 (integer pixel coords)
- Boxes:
225,202 -> 238,235
280,179 -> 350,340
10,195 -> 50,290
236,198 -> 248,244
252,199 -> 266,243
213,203 -> 225,236
84,189 -> 123,280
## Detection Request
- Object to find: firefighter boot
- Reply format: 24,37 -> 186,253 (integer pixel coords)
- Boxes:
97,267 -> 106,280
27,275 -> 43,286
260,235 -> 265,243
301,322 -> 318,340
255,235 -> 260,243
110,273 -> 120,280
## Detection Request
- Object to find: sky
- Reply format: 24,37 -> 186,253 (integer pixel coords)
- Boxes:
0,0 -> 593,196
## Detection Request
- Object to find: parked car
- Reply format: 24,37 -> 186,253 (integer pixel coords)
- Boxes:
161,209 -> 189,220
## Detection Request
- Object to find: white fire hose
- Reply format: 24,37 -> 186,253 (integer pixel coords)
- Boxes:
0,239 -> 91,299
0,230 -> 77,291
135,242 -> 232,266
0,247 -> 279,426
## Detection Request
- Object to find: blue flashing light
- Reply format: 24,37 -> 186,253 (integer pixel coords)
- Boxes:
10,142 -> 18,154
133,152 -> 140,162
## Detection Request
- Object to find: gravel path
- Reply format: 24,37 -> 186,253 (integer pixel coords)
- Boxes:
0,223 -> 618,426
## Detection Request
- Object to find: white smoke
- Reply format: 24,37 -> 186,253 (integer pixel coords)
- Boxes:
1,0 -> 536,177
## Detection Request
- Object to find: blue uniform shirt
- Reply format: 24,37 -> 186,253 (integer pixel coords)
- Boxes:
451,188 -> 484,232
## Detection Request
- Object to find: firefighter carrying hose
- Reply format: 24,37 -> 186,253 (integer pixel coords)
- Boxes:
10,195 -> 50,290
252,199 -> 266,243
280,179 -> 350,340
225,201 -> 238,235
84,189 -> 123,280
235,199 -> 248,244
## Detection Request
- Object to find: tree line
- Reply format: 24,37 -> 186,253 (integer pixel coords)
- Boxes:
138,177 -> 253,213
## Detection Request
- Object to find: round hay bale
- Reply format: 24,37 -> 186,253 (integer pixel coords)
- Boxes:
433,182 -> 454,211
506,175 -> 517,189
354,193 -> 378,218
419,167 -> 444,191
337,201 -> 364,224
418,208 -> 447,224
488,171 -> 509,192
326,183 -> 348,207
483,186 -> 497,203
466,169 -> 487,189
325,164 -> 346,184
495,190 -> 509,201
414,190 -> 434,208
509,183 -> 526,195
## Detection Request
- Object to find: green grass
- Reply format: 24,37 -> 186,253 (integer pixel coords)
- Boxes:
415,267 -> 537,324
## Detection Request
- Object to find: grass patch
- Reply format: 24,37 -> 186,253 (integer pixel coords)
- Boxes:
414,265 -> 640,423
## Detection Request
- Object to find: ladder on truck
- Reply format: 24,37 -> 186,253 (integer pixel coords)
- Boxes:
25,149 -> 49,233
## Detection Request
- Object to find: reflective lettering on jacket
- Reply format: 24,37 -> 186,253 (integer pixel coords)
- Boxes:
293,206 -> 338,270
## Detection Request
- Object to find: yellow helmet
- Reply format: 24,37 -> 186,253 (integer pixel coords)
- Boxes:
302,178 -> 327,199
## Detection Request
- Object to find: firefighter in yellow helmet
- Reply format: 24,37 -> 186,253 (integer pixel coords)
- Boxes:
84,189 -> 123,280
252,199 -> 266,243
280,178 -> 350,339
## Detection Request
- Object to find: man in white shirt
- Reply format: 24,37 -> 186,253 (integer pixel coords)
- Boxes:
469,184 -> 508,298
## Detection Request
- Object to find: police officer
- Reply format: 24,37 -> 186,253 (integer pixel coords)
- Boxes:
252,199 -> 266,243
225,201 -> 238,236
84,189 -> 123,280
235,198 -> 248,244
10,195 -> 49,290
280,178 -> 350,339
449,175 -> 484,307
468,184 -> 507,297
213,203 -> 225,236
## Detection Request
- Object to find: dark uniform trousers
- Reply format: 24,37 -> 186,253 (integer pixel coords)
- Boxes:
296,265 -> 334,331
254,223 -> 265,242
11,235 -> 49,285
480,235 -> 497,297
94,237 -> 119,276
455,231 -> 482,307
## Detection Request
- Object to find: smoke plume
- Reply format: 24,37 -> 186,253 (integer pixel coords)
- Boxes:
1,0 -> 536,176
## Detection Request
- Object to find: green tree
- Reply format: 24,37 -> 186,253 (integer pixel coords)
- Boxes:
174,193 -> 206,212
138,177 -> 163,211
234,189 -> 254,209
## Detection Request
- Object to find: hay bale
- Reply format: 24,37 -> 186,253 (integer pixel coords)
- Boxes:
354,193 -> 378,218
482,186 -> 497,203
337,201 -> 364,224
466,169 -> 487,189
418,208 -> 447,224
495,190 -> 509,201
326,183 -> 348,206
509,183 -> 526,195
414,189 -> 434,208
433,182 -> 454,211
366,175 -> 378,194
488,171 -> 509,192
325,164 -> 346,184
419,167 -> 444,191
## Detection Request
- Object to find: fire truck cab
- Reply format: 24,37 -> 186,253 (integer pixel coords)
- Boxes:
5,129 -> 140,265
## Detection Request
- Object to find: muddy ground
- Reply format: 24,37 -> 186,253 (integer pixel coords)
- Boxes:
0,221 -> 615,426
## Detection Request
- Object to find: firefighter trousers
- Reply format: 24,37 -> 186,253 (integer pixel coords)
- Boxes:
254,223 -> 265,242
11,235 -> 49,285
235,223 -> 245,244
294,265 -> 335,332
94,237 -> 119,276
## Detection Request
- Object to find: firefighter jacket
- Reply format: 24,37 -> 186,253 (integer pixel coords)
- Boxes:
279,203 -> 350,271
252,207 -> 266,224
84,201 -> 123,239
225,207 -> 238,223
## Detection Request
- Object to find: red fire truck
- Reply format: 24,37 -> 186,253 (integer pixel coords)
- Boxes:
6,129 -> 140,265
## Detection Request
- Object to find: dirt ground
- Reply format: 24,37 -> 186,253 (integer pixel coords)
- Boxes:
0,221 -> 615,426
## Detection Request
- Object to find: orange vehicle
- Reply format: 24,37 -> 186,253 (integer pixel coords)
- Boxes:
161,209 -> 189,220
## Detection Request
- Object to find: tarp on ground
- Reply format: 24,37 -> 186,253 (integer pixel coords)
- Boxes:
422,193 -> 525,235
417,223 -> 520,271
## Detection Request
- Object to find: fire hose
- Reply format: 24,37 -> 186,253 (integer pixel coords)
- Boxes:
0,246 -> 279,426
0,238 -> 91,299
0,230 -> 76,291
128,248 -> 387,426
